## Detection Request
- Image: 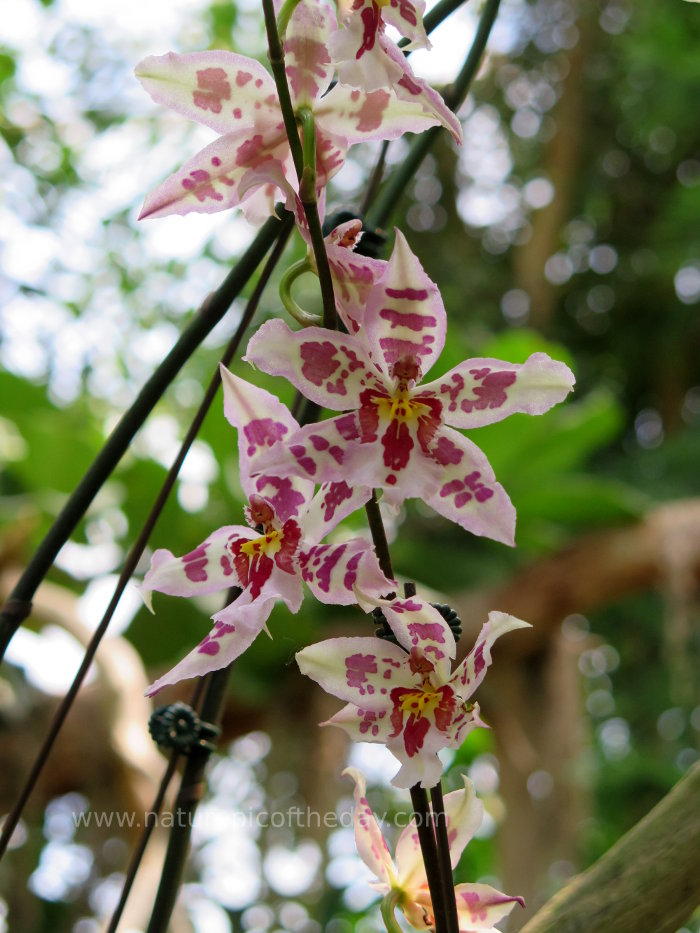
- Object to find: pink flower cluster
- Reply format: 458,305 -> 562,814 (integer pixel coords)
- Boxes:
137,1 -> 575,922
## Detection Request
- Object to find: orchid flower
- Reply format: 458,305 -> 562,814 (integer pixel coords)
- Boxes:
329,1 -> 462,144
345,768 -> 524,931
245,230 -> 575,544
140,368 -> 391,696
329,0 -> 428,88
297,595 -> 529,787
135,0 -> 451,223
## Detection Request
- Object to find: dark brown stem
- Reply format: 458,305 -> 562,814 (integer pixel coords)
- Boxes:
364,491 -> 394,581
145,655 -> 236,933
430,782 -> 460,933
104,678 -> 207,933
0,218 -> 293,864
410,785 -> 449,933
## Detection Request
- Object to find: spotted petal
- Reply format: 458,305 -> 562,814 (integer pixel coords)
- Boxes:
343,767 -> 397,888
423,426 -> 516,545
363,230 -> 446,382
135,50 -> 279,135
220,367 -> 313,521
245,319 -> 381,409
360,595 -> 456,680
299,538 -> 390,604
386,710 -> 453,789
328,19 -> 404,93
451,611 -> 530,699
454,883 -> 525,929
315,83 -> 442,146
302,481 -> 373,545
379,36 -> 462,143
421,353 -> 576,429
145,595 -> 275,696
139,525 -> 255,609
284,0 -> 336,106
138,125 -> 289,220
324,220 -> 387,334
296,636 -> 414,710
325,702 -> 394,743
249,413 -> 367,486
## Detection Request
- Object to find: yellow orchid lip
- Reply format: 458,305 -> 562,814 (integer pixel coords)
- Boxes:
373,391 -> 431,425
239,529 -> 282,559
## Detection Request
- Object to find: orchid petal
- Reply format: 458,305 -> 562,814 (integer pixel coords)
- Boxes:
381,0 -> 429,49
139,525 -> 254,607
361,595 -> 456,680
451,611 -> 530,699
315,83 -> 441,146
424,426 -> 516,545
300,538 -> 390,604
379,37 -> 462,143
302,481 -> 373,545
145,596 -> 275,696
249,413 -> 367,485
325,702 -> 394,743
135,50 -> 278,135
138,126 -> 289,220
364,230 -> 446,382
421,353 -> 576,429
315,125 -> 349,187
343,767 -> 397,886
324,221 -> 387,333
296,636 -> 414,711
328,21 -> 404,93
284,0 -> 336,106
219,367 -> 313,520
454,883 -> 525,929
245,319 -> 381,409
386,724 -> 447,789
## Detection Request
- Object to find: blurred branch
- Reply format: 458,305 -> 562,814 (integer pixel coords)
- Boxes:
0,211 -> 288,664
455,498 -> 700,656
0,217 -> 294,864
520,761 -> 700,933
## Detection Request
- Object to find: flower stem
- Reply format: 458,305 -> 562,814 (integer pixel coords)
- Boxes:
364,491 -> 394,582
105,677 -> 207,933
0,210 -> 288,666
146,653 -> 236,933
280,257 -> 322,326
0,218 -> 293,864
262,0 -> 338,331
410,784 -> 450,933
380,888 -> 405,933
262,0 -> 303,178
276,0 -> 302,39
431,781 -> 460,933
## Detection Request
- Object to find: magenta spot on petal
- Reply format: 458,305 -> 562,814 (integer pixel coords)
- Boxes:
211,156 -> 222,166
198,638 -> 220,656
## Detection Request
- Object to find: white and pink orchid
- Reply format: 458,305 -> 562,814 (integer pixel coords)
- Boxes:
140,367 -> 391,696
329,0 -> 462,140
345,768 -> 524,931
329,0 -> 462,143
297,595 -> 529,787
135,0 -> 452,223
245,230 -> 575,544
